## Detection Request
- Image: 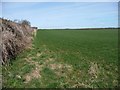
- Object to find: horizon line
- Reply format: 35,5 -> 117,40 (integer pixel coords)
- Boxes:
39,27 -> 119,29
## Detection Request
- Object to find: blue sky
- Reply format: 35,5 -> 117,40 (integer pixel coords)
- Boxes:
1,2 -> 118,29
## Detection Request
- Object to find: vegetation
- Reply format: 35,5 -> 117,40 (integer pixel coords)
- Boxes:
13,19 -> 31,26
2,29 -> 118,88
1,18 -> 33,64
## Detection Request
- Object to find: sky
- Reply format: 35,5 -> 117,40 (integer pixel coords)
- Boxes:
1,0 -> 120,2
1,2 -> 118,29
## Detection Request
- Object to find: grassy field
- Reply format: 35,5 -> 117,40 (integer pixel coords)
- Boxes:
3,29 -> 118,88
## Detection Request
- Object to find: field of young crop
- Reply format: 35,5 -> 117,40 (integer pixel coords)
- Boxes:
3,29 -> 118,88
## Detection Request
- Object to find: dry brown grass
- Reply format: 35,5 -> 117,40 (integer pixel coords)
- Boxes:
24,67 -> 41,83
1,18 -> 34,64
88,62 -> 99,79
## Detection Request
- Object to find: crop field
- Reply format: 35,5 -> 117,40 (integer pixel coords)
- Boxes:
3,29 -> 118,88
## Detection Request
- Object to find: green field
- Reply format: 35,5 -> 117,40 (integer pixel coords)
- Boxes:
3,29 -> 118,88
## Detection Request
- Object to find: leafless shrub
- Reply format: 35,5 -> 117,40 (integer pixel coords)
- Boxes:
19,20 -> 31,26
1,18 -> 34,64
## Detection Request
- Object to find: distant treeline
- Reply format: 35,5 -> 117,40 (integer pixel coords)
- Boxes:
39,28 -> 119,30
